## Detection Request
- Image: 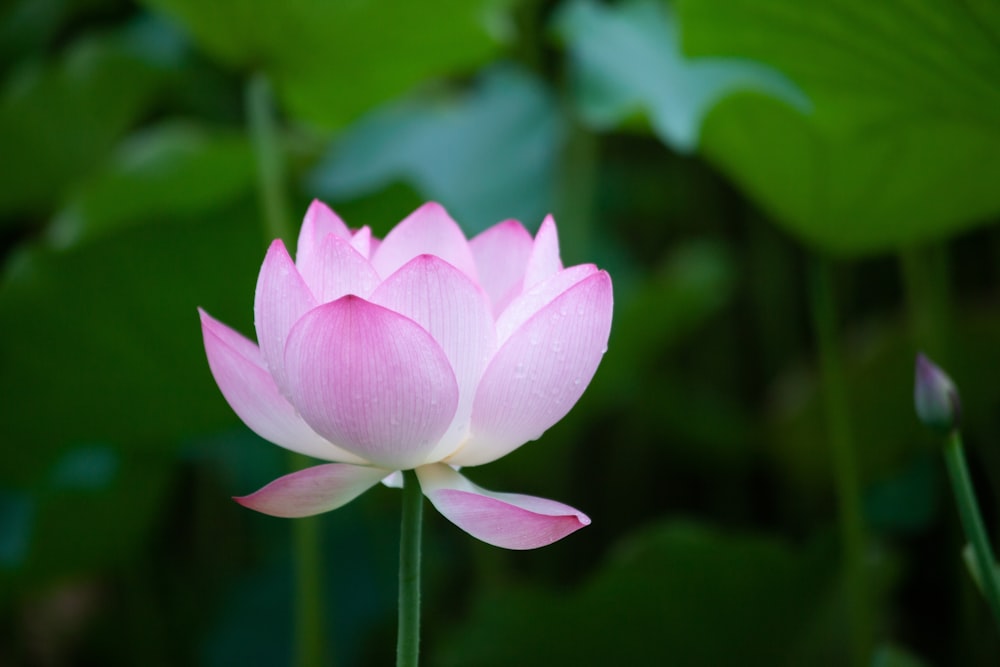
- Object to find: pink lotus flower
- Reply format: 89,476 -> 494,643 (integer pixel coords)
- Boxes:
199,201 -> 612,549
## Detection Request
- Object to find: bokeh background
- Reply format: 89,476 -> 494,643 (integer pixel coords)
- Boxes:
3,0 -> 1000,665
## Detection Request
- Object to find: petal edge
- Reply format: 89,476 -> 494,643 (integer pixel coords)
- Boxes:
235,463 -> 387,518
417,464 -> 589,550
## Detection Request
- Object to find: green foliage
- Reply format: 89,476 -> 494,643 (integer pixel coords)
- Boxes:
138,0 -> 505,129
679,0 -> 1000,254
436,521 -> 840,666
48,122 -> 255,247
0,20 -> 173,217
308,64 -> 564,234
0,197 -> 260,484
555,0 -> 807,153
1,0 -> 999,665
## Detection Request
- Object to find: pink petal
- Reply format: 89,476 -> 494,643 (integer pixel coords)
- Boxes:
235,463 -> 388,518
452,271 -> 613,466
495,264 -> 598,344
371,202 -> 478,282
283,296 -> 460,470
254,240 -> 318,394
523,215 -> 563,290
351,225 -> 373,258
469,219 -> 534,316
370,255 -> 497,460
296,199 -> 351,264
199,309 -> 366,463
416,464 -> 589,549
298,232 -> 380,304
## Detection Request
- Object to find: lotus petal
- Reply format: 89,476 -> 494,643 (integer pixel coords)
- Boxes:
523,215 -> 563,290
254,240 -> 317,395
300,232 -> 380,304
417,464 -> 589,549
283,296 -> 459,470
454,271 -> 612,466
469,219 -> 534,316
235,463 -> 387,518
371,202 -> 478,281
496,263 -> 598,344
199,309 -> 365,463
371,255 -> 497,460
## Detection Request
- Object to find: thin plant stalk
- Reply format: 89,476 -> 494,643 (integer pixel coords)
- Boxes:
808,255 -> 872,666
247,72 -> 294,246
944,431 -> 1000,630
397,470 -> 423,667
246,72 -> 326,667
899,243 -> 985,657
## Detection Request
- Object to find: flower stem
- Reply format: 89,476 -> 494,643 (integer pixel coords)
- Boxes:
289,456 -> 326,667
246,72 -> 325,667
808,254 -> 872,666
397,469 -> 423,667
944,430 -> 1000,630
246,72 -> 294,247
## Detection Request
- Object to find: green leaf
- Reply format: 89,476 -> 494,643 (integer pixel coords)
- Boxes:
138,0 -> 505,129
678,0 -> 1000,254
962,543 -> 1000,600
435,520 -> 839,666
0,198 -> 263,485
0,19 -> 174,217
307,65 -> 565,234
48,121 -> 255,247
554,0 -> 807,153
871,643 -> 931,667
1,444 -> 173,590
767,307 -> 1000,499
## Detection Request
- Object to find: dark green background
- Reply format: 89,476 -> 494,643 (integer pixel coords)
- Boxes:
2,0 -> 1000,664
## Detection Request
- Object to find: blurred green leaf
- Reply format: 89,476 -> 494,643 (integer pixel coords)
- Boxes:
0,198 -> 262,485
863,453 -> 940,536
679,0 -> 1000,254
0,0 -> 128,71
0,19 -> 175,217
0,489 -> 33,569
554,0 -> 807,153
48,121 -> 255,247
0,441 -> 174,593
435,520 -> 838,666
307,64 -> 564,234
767,307 -> 1000,501
871,643 -> 931,667
962,543 -> 1000,600
139,0 -> 505,129
0,0 -> 67,68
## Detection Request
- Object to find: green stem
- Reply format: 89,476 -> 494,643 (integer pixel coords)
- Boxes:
808,254 -> 872,666
397,470 -> 423,667
289,454 -> 326,667
246,72 -> 294,247
944,431 -> 1000,630
246,72 -> 325,667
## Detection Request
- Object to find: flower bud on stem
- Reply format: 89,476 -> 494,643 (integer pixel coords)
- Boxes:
914,354 -> 1000,630
914,353 -> 961,434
